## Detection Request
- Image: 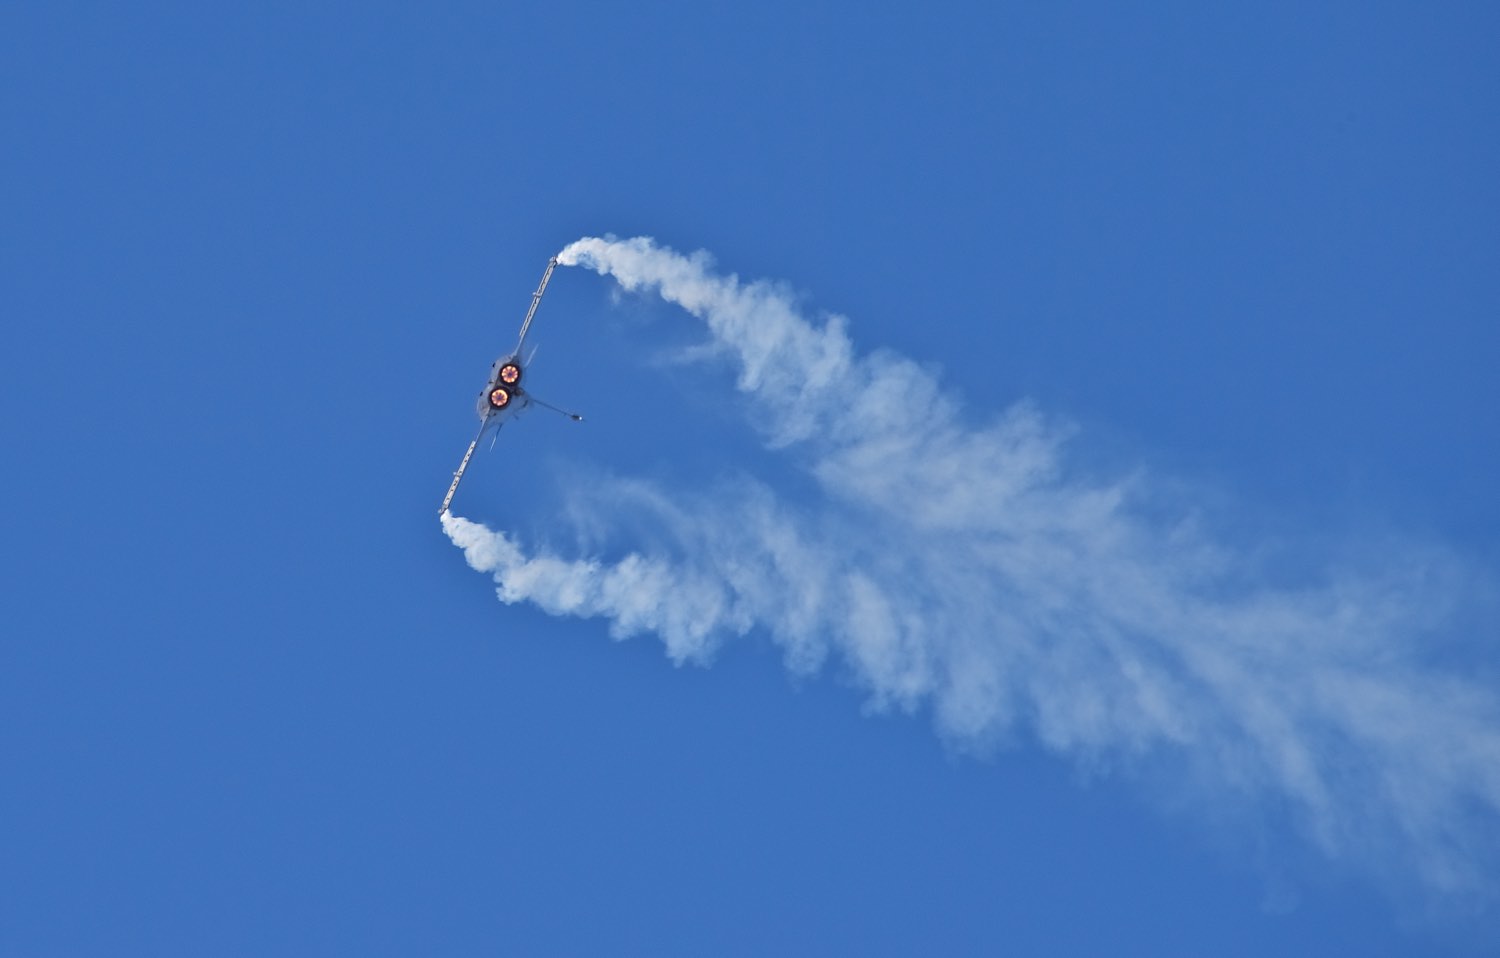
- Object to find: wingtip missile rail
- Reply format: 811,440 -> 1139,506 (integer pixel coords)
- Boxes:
513,256 -> 558,356
439,425 -> 484,516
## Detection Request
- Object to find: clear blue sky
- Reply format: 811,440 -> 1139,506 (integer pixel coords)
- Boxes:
3,2 -> 1497,955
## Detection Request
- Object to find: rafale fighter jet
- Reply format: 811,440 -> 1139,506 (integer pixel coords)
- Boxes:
440,256 -> 581,516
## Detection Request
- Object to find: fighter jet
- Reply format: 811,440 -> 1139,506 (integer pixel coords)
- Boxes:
440,256 -> 581,516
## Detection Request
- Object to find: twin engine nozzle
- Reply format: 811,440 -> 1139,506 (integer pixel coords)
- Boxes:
487,362 -> 524,410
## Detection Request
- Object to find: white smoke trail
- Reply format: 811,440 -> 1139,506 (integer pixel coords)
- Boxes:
442,235 -> 1500,906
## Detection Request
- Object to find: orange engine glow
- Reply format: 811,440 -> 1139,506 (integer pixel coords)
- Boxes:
500,363 -> 521,385
488,387 -> 511,409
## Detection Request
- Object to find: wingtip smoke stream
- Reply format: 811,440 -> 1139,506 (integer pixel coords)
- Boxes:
444,235 -> 1500,909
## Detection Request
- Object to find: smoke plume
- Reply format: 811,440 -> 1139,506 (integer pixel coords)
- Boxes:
442,235 -> 1499,906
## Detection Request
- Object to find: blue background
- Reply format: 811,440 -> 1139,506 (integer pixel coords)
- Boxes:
3,2 -> 1496,954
